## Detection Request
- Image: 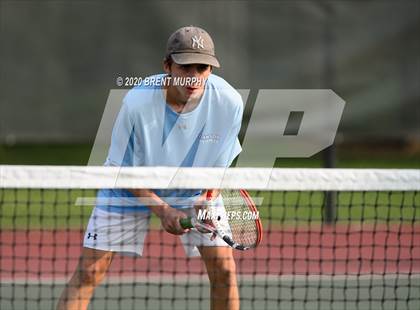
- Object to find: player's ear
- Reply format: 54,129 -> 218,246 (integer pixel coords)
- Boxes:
163,61 -> 170,74
163,57 -> 172,74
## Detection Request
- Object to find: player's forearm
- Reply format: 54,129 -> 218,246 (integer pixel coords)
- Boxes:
127,188 -> 170,217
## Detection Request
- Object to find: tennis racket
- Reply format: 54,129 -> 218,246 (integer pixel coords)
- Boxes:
180,189 -> 263,250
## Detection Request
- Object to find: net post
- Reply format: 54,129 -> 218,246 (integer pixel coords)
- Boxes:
323,145 -> 337,224
324,190 -> 337,224
322,3 -> 337,225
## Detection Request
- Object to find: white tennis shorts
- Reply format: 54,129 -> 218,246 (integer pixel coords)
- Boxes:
83,207 -> 227,257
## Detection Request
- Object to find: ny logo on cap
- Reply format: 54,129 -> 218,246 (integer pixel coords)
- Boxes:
191,35 -> 204,49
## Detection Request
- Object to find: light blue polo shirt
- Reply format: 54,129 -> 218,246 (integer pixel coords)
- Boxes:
97,73 -> 243,212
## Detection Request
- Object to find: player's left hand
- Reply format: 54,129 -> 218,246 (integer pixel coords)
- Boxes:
193,191 -> 217,235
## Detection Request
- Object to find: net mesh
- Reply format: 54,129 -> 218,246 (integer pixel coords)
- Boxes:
1,166 -> 419,310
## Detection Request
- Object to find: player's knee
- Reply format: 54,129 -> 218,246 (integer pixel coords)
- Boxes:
75,263 -> 108,287
208,257 -> 237,283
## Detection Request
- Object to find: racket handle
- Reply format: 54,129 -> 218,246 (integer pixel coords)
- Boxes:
179,217 -> 194,229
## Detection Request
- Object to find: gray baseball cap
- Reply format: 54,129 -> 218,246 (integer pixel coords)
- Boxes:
166,26 -> 220,68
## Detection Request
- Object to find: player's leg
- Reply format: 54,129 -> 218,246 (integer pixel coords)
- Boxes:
198,246 -> 239,310
57,248 -> 114,310
57,206 -> 150,309
179,207 -> 239,309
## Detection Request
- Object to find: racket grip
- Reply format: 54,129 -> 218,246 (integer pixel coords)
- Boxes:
179,217 -> 194,229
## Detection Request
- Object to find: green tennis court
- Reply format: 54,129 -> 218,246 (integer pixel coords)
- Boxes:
1,190 -> 419,229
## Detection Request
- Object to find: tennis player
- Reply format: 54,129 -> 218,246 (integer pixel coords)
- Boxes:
58,26 -> 243,310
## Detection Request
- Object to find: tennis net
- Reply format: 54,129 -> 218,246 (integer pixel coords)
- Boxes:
1,166 -> 419,310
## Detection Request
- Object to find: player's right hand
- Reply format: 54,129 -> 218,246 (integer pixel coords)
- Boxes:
157,205 -> 190,235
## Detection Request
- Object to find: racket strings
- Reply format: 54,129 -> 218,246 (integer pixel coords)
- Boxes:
220,190 -> 259,247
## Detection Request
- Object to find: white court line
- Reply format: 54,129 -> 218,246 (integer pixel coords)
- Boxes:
2,273 -> 419,285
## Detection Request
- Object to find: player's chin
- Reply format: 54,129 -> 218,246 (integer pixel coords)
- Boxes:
185,86 -> 201,95
186,89 -> 204,101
